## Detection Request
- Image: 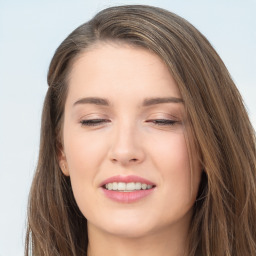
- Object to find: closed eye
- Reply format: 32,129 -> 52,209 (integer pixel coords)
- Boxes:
80,119 -> 110,127
80,119 -> 179,127
145,119 -> 179,126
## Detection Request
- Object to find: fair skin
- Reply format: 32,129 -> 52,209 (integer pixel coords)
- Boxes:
59,42 -> 202,256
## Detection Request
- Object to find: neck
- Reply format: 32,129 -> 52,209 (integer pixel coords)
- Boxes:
87,222 -> 189,256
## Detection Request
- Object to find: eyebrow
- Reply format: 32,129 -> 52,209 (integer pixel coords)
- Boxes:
142,97 -> 184,106
73,97 -> 110,106
73,96 -> 184,107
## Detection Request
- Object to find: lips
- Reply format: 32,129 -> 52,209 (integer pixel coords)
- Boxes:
100,175 -> 156,203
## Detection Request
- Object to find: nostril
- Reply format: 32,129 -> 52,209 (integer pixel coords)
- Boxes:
111,158 -> 139,164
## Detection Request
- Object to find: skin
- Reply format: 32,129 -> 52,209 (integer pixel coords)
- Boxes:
59,42 -> 202,256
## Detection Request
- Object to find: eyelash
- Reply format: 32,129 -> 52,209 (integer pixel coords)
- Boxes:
145,119 -> 178,126
80,119 -> 178,127
80,119 -> 110,126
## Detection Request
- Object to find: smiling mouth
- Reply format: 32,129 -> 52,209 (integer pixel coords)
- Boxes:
100,175 -> 156,202
104,182 -> 155,192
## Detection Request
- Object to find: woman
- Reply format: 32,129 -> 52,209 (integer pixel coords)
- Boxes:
25,5 -> 256,256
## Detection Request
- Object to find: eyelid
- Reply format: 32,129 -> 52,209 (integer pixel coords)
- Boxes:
146,112 -> 180,120
78,112 -> 109,121
144,111 -> 182,128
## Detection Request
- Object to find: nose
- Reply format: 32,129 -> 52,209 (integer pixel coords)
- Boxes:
108,122 -> 145,166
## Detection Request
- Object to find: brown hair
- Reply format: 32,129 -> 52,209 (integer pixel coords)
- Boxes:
25,5 -> 256,256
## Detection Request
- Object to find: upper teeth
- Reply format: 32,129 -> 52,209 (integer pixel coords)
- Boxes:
105,182 -> 153,191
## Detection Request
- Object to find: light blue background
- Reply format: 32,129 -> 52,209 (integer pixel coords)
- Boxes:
0,0 -> 255,255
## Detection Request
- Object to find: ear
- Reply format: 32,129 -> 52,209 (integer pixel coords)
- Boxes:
58,149 -> 70,176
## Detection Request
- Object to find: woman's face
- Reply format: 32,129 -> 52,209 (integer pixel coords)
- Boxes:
60,42 -> 202,238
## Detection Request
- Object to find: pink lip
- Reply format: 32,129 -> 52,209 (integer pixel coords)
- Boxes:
100,175 -> 156,203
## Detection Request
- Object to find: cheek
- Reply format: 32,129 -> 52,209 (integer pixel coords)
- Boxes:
63,132 -> 106,217
62,132 -> 105,202
149,132 -> 200,200
64,131 -> 107,175
151,132 -> 190,173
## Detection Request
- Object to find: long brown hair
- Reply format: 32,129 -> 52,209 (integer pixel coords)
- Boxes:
25,5 -> 256,256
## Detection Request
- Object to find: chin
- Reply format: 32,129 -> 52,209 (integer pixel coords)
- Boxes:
92,213 -> 159,239
104,223 -> 155,239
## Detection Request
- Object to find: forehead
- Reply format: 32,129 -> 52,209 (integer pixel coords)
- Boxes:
67,42 -> 181,103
